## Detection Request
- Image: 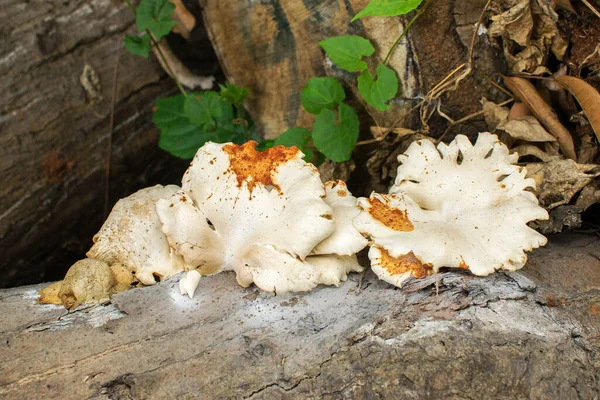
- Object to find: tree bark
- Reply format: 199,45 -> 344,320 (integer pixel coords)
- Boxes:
1,233 -> 599,398
0,0 -> 204,287
199,0 -> 507,139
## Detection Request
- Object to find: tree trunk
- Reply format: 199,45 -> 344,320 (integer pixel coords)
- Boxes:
199,0 -> 506,139
0,0 -> 213,287
1,234 -> 599,398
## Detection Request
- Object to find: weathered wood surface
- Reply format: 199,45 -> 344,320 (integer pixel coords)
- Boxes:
1,233 -> 599,399
199,0 -> 506,139
0,0 -> 199,287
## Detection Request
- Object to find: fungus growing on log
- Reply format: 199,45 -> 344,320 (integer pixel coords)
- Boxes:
39,185 -> 192,308
157,141 -> 367,295
354,133 -> 549,288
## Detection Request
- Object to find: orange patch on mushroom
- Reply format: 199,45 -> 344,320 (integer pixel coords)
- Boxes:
367,197 -> 414,231
458,256 -> 469,270
223,141 -> 299,194
337,190 -> 347,197
377,247 -> 432,278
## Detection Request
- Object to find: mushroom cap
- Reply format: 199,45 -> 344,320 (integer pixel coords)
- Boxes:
311,180 -> 369,256
307,254 -> 364,287
157,141 -> 337,293
87,185 -> 190,285
354,133 -> 549,287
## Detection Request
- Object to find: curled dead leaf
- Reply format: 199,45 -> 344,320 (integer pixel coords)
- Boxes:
503,76 -> 577,160
575,180 -> 600,211
555,76 -> 600,144
482,98 -> 556,143
481,98 -> 509,131
502,116 -> 556,142
489,0 -> 568,74
526,159 -> 600,209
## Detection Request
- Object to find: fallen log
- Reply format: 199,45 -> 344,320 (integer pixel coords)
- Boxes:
1,233 -> 599,398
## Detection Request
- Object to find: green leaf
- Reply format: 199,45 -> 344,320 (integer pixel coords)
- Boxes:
184,91 -> 234,128
312,103 -> 359,162
274,127 -> 314,162
318,36 -> 375,72
302,148 -> 315,163
219,83 -> 249,105
352,0 -> 423,21
124,34 -> 151,58
256,140 -> 276,151
357,64 -> 399,111
136,0 -> 177,40
153,95 -> 219,159
274,127 -> 312,148
301,77 -> 346,114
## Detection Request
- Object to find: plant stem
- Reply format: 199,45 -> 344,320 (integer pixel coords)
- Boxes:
383,0 -> 432,65
149,34 -> 188,96
124,0 -> 136,14
123,0 -> 188,97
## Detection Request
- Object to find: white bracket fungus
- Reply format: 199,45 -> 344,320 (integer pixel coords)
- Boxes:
157,141 -> 366,294
354,133 -> 549,288
179,270 -> 202,299
86,185 -> 191,286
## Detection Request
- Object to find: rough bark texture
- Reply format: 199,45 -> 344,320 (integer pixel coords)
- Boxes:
0,0 -> 216,287
1,234 -> 599,399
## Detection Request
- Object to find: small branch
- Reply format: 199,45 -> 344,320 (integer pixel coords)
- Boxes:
105,38 -> 123,220
468,0 -> 493,63
438,98 -> 513,142
582,0 -> 600,19
149,34 -> 188,96
383,0 -> 433,65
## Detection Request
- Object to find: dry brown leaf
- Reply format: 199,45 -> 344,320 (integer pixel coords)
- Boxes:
575,124 -> 599,164
501,116 -> 557,142
37,281 -> 63,305
555,76 -> 600,143
532,1 -> 568,61
554,0 -> 577,13
503,43 -> 550,75
503,76 -> 577,160
489,0 -> 533,47
526,159 -> 600,209
512,144 -> 554,161
481,98 -> 510,130
489,0 -> 568,74
574,180 -> 600,211
508,102 -> 532,119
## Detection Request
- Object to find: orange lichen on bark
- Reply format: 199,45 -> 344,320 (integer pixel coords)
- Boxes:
377,247 -> 432,278
367,197 -> 414,231
223,141 -> 299,194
